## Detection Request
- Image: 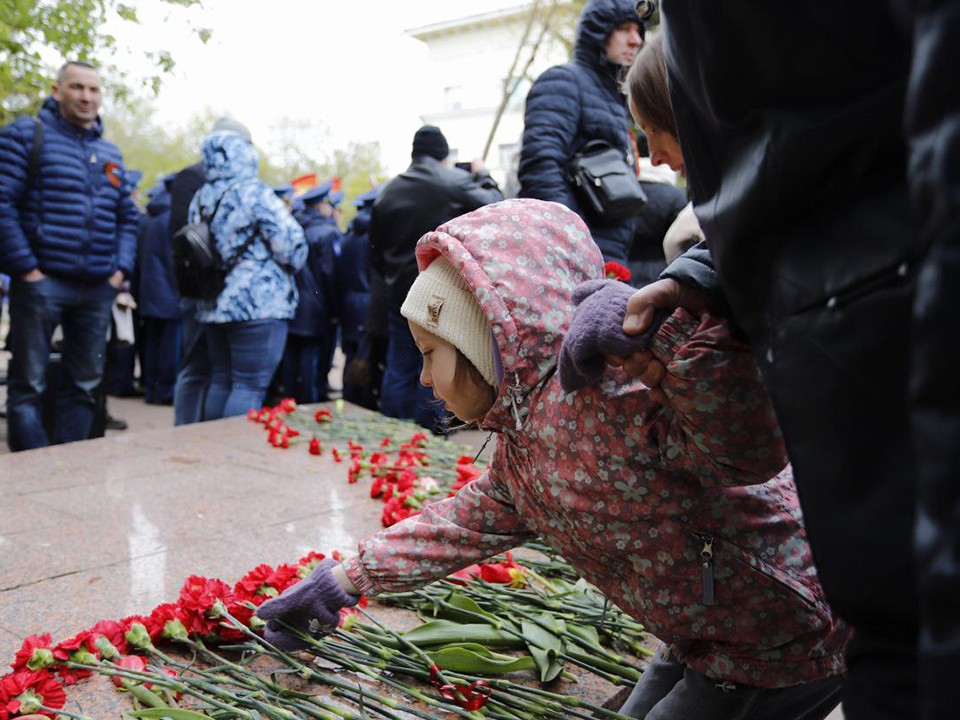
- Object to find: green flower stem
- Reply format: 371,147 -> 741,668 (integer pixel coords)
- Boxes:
37,705 -> 99,720
73,658 -> 261,720
223,618 -> 480,720
355,607 -> 491,718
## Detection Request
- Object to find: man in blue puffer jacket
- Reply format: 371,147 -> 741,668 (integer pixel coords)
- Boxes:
0,61 -> 140,451
518,0 -> 645,264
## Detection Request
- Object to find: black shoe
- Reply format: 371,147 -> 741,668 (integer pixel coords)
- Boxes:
105,414 -> 128,431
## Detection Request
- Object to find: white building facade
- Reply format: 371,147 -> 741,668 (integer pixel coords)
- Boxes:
406,3 -> 575,190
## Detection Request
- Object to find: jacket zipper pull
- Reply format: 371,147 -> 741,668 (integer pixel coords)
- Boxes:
508,372 -> 524,430
700,534 -> 715,606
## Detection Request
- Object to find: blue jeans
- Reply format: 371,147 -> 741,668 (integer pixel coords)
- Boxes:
619,648 -> 842,720
6,275 -> 115,451
173,299 -> 208,426
379,303 -> 443,431
203,319 -> 287,420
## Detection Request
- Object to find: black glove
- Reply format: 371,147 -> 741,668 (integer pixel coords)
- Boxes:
255,558 -> 359,651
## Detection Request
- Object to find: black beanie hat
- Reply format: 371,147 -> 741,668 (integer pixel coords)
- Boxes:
411,125 -> 449,160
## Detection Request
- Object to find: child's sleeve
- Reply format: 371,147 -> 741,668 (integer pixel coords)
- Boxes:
344,461 -> 535,596
648,308 -> 789,486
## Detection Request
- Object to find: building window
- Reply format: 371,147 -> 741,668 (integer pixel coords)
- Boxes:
443,85 -> 465,112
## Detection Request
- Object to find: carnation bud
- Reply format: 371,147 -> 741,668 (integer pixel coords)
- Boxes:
249,615 -> 266,632
15,689 -> 43,714
124,623 -> 154,651
94,636 -> 120,660
162,618 -> 190,642
208,599 -> 229,619
26,647 -> 54,670
70,647 -> 98,665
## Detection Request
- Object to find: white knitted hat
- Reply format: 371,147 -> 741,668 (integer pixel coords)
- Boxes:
401,256 -> 497,388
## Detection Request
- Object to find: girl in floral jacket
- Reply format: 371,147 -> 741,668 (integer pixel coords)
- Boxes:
257,198 -> 848,719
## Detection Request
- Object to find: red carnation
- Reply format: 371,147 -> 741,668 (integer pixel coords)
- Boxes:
603,260 -> 631,281
90,619 -> 128,656
308,437 -> 322,455
10,635 -> 52,673
145,603 -> 181,642
177,575 -> 236,637
296,551 -> 327,575
314,409 -> 332,423
0,668 -> 66,719
348,459 -> 363,484
52,630 -> 98,683
234,564 -> 275,602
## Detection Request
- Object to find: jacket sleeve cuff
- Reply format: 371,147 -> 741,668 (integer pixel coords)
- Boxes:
660,242 -> 739,326
343,555 -> 379,597
648,308 -> 698,362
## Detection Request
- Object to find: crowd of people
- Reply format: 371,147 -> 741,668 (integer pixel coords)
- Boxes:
1,0 -> 957,718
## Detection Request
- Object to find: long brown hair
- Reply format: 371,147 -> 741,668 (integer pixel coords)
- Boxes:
625,34 -> 677,137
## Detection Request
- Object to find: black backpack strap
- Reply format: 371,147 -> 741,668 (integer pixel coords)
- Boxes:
220,222 -> 262,277
205,180 -> 262,278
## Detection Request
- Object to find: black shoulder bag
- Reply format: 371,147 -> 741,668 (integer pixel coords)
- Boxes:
565,66 -> 647,221
172,183 -> 254,300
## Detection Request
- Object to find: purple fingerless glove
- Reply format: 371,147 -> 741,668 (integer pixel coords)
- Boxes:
255,558 -> 359,651
558,279 -> 667,392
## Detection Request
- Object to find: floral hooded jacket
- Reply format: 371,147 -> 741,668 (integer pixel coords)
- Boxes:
345,198 -> 848,687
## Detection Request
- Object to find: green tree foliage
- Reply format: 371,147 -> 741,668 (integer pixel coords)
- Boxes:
0,0 -> 208,125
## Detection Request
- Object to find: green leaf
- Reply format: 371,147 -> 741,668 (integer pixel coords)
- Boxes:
417,592 -> 501,626
521,617 -> 565,682
565,623 -> 602,649
425,643 -> 537,674
401,620 -> 523,649
125,709 -> 211,720
116,4 -> 139,22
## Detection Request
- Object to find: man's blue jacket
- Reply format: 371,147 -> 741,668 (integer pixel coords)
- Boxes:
0,96 -> 139,280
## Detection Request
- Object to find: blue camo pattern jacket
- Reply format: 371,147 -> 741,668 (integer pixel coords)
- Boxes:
0,97 -> 140,280
189,132 -> 307,324
518,0 -> 640,264
346,198 -> 849,688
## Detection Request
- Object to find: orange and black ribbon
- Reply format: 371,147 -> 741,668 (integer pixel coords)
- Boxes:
104,162 -> 121,188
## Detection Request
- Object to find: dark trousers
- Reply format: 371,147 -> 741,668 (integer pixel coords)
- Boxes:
315,319 -> 338,400
173,299 -> 209,426
276,334 -> 320,404
619,648 -> 841,720
379,303 -> 443,432
141,317 -> 181,405
6,276 -> 115,451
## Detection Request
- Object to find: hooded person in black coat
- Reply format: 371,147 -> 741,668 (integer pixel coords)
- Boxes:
518,0 -> 646,264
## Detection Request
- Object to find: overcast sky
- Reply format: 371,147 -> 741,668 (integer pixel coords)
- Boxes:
108,0 -> 519,173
